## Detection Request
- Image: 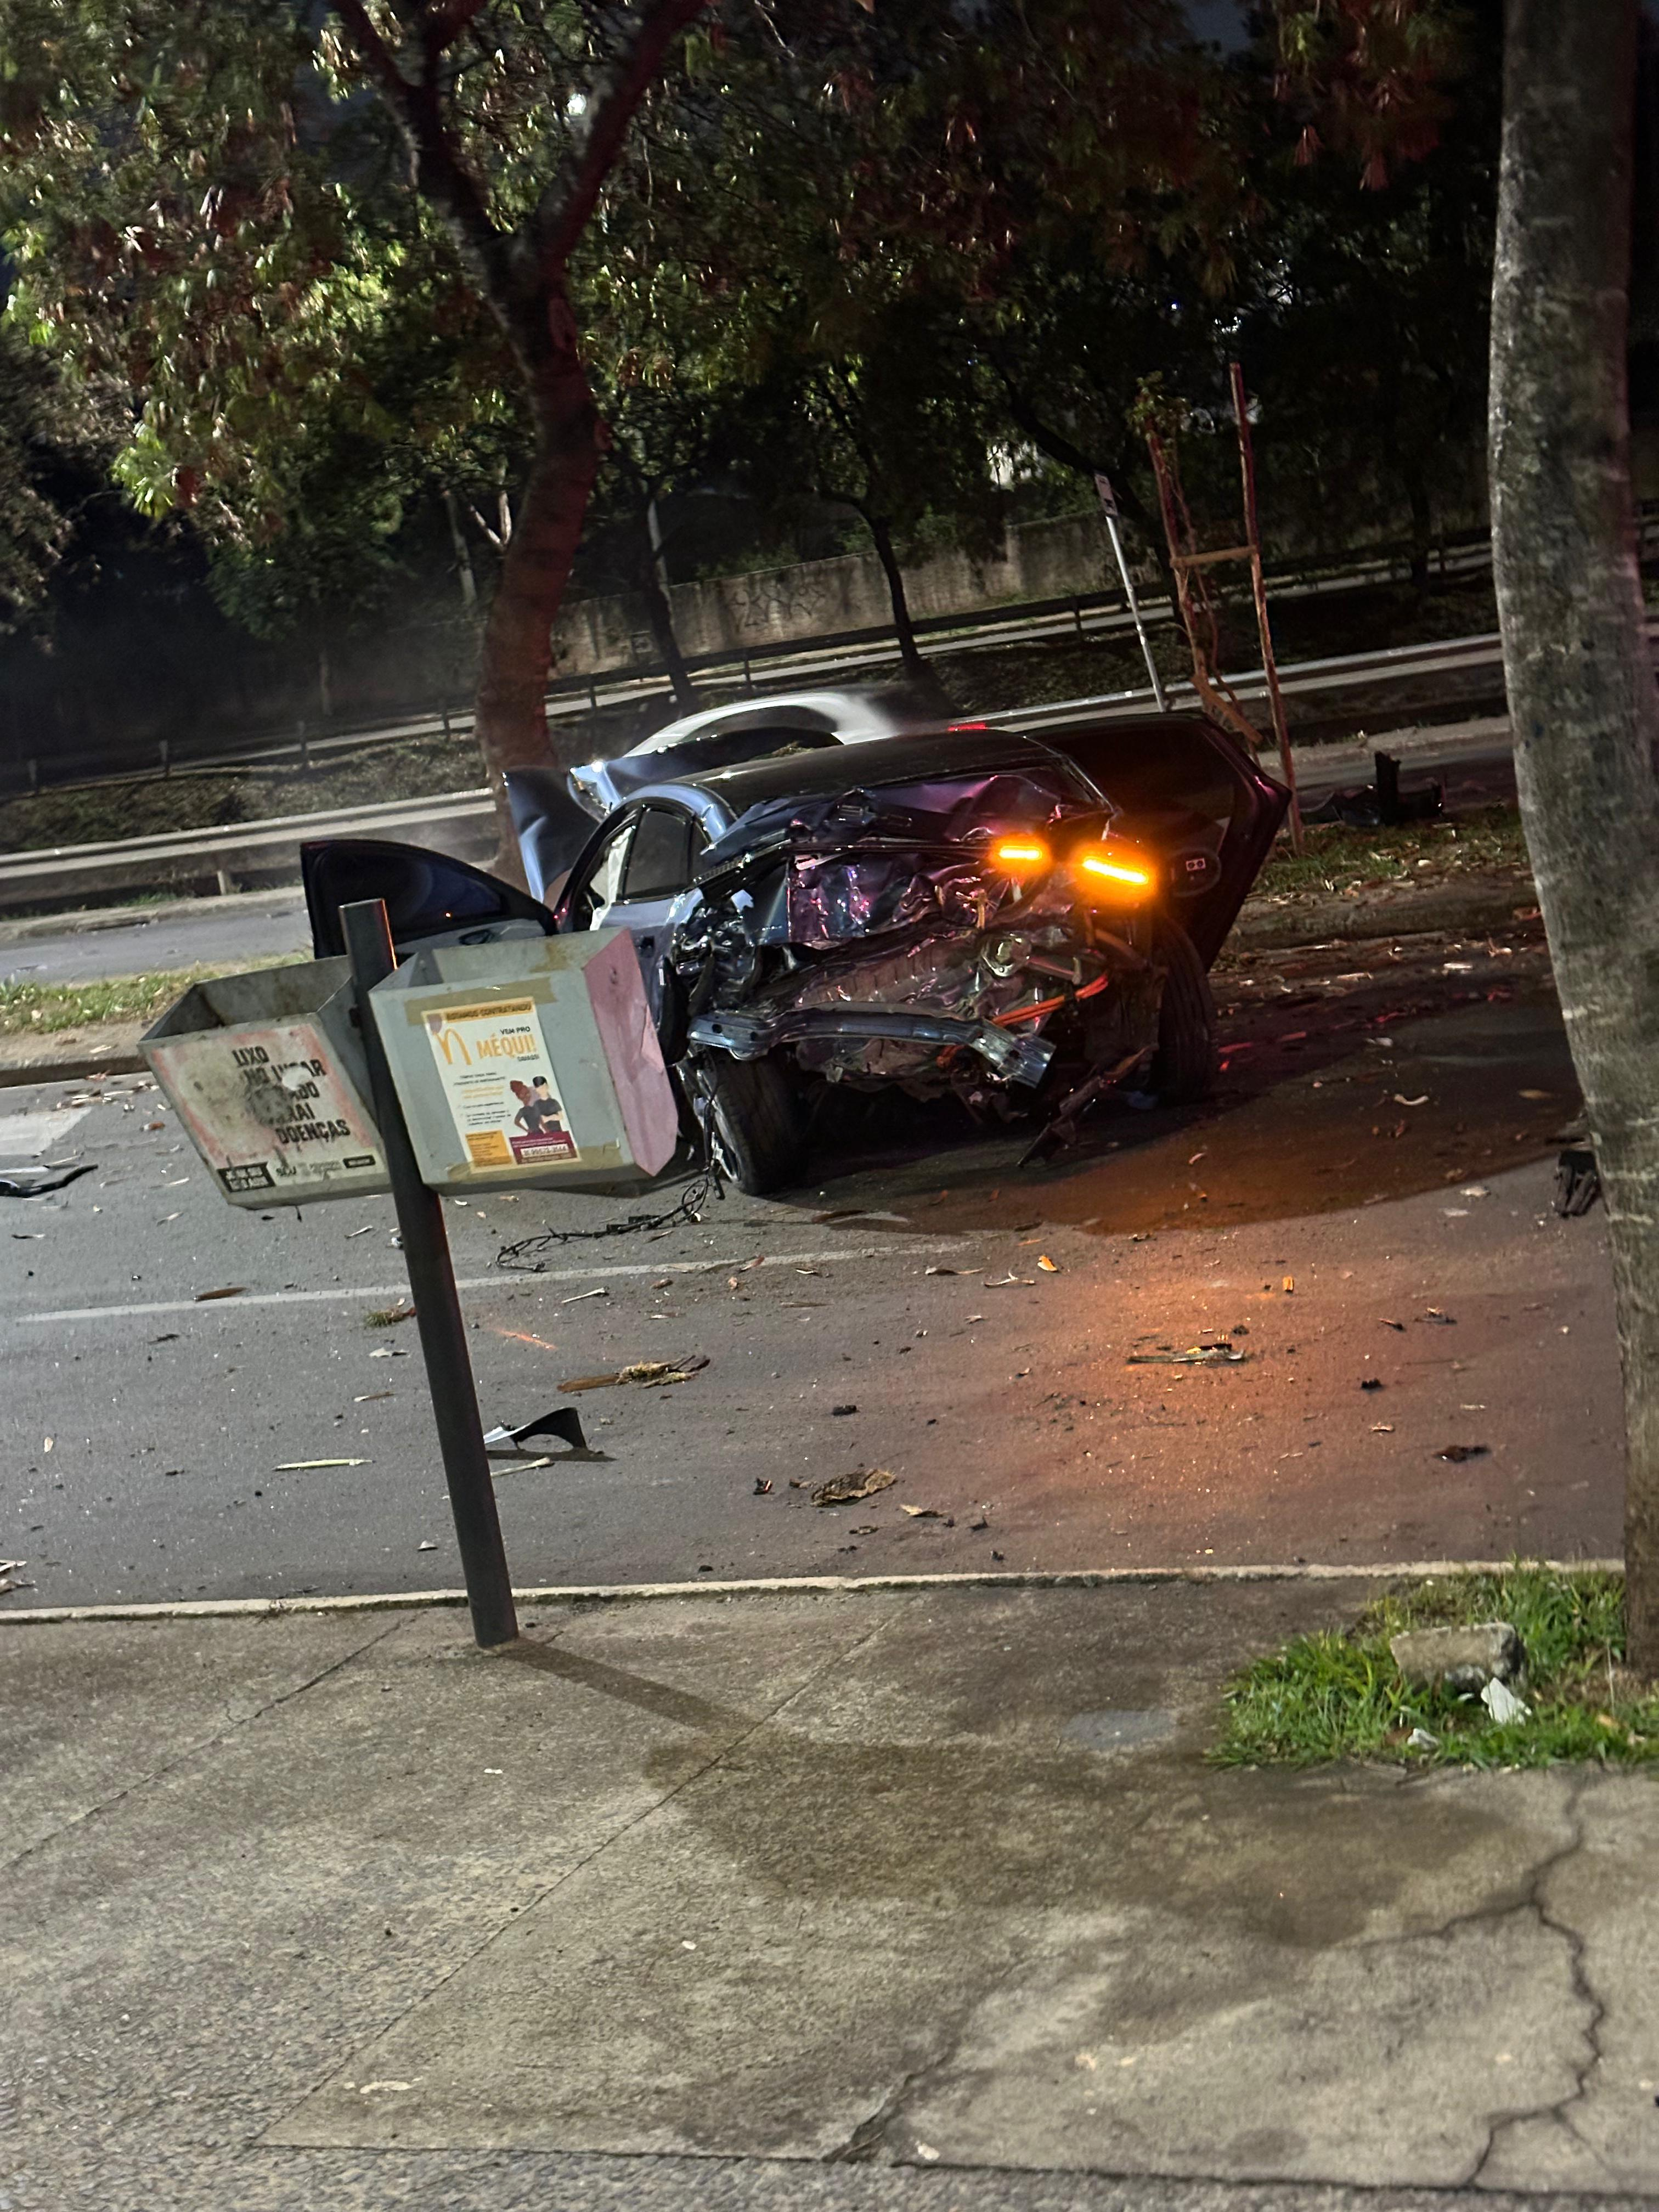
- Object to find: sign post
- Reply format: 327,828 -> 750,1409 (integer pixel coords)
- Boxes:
342,898 -> 518,1651
1093,473 -> 1167,712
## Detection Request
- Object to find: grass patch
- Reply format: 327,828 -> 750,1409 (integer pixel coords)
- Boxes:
1254,803 -> 1532,903
0,960 -> 296,1037
0,777 -> 252,853
1215,1567 -> 1659,1770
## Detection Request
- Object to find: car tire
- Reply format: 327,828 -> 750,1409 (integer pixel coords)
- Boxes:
701,1052 -> 805,1196
1150,920 -> 1218,1104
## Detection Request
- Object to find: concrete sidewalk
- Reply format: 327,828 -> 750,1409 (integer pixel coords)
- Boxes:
4,1575 -> 1656,2212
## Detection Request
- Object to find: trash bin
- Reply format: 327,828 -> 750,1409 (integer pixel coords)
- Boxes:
369,929 -> 679,1192
143,960 -> 389,1207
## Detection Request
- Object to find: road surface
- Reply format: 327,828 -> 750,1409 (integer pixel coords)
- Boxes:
1,915 -> 1618,1611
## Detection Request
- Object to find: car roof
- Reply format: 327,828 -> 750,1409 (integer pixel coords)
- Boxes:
677,725 -> 1098,812
619,687 -> 911,757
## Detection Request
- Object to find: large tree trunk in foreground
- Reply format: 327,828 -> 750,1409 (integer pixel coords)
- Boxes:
472,328 -> 602,879
1489,0 -> 1659,1667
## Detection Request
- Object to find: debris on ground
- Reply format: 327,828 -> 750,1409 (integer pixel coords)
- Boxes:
1436,1443 -> 1488,1463
560,1286 -> 610,1305
1406,1726 -> 1440,1752
483,1407 -> 597,1459
368,1346 -> 408,1360
812,1467 -> 896,1507
1126,1344 -> 1250,1367
560,1356 -> 709,1393
831,1403 -> 858,1417
1556,1144 -> 1602,1217
1481,1677 -> 1532,1725
1303,750 -> 1443,828
753,1479 -> 773,1495
1360,1378 -> 1384,1391
1389,1621 -> 1523,1694
195,1285 -> 248,1303
900,1503 -> 943,1519
1422,1308 -> 1457,1325
1037,1255 -> 1060,1272
0,1559 -> 34,1595
0,1163 -> 95,1198
275,1458 -> 369,1470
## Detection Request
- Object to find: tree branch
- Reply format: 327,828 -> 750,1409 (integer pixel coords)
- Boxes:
328,0 -> 511,302
526,0 -> 710,282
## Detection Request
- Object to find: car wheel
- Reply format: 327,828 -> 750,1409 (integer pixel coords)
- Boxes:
1150,920 -> 1218,1104
701,1052 -> 805,1196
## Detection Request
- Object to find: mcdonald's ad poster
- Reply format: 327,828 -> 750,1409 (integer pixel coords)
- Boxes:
422,999 -> 579,1169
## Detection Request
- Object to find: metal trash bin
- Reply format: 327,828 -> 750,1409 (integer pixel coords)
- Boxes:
143,960 -> 388,1207
368,929 -> 679,1192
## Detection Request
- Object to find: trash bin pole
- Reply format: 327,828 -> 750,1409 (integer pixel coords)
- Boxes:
342,899 -> 518,1651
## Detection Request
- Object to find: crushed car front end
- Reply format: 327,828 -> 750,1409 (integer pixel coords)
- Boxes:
663,754 -> 1194,1187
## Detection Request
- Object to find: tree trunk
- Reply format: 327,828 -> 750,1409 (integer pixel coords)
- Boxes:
864,510 -> 926,679
1402,462 -> 1434,597
1488,0 -> 1659,1667
637,525 -> 699,713
471,326 -> 602,880
444,490 -> 479,611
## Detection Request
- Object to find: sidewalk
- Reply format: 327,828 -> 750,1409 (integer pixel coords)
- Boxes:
4,1574 -> 1654,2211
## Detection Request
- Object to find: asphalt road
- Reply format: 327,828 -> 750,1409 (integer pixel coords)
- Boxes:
1,913 -> 1620,1610
0,891 -> 311,986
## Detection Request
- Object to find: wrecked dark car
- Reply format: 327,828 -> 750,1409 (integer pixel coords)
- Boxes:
303,715 -> 1288,1194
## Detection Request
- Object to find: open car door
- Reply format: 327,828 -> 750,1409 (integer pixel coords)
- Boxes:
302,839 -> 558,960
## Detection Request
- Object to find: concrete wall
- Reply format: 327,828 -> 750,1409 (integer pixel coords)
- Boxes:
552,512 -> 1121,677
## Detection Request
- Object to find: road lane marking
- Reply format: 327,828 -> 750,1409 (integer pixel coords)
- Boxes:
0,1105 -> 93,1160
9,1242 -> 974,1325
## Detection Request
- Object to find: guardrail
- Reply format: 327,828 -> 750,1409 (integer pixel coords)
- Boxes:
7,512 -> 1657,809
0,617 -> 1545,915
0,527 -> 1509,803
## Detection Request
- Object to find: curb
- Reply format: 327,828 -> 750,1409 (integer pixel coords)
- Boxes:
0,1558 -> 1623,1629
1230,883 -> 1535,955
0,1048 -> 146,1091
0,884 -> 302,946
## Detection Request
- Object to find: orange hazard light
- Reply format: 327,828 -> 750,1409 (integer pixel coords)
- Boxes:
990,836 -> 1052,872
1075,842 -> 1155,896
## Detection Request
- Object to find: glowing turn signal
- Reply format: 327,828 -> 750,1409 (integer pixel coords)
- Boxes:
1076,843 -> 1154,895
991,837 -> 1051,872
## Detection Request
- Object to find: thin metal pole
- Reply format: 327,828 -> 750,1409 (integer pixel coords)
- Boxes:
342,898 -> 518,1650
1228,363 -> 1302,851
1102,506 -> 1167,713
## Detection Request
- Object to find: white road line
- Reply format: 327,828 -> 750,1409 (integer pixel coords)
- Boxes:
9,1240 -> 973,1325
0,1105 -> 93,1160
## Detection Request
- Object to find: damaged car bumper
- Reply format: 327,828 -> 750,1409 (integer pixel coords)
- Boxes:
686,1005 -> 1057,1086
